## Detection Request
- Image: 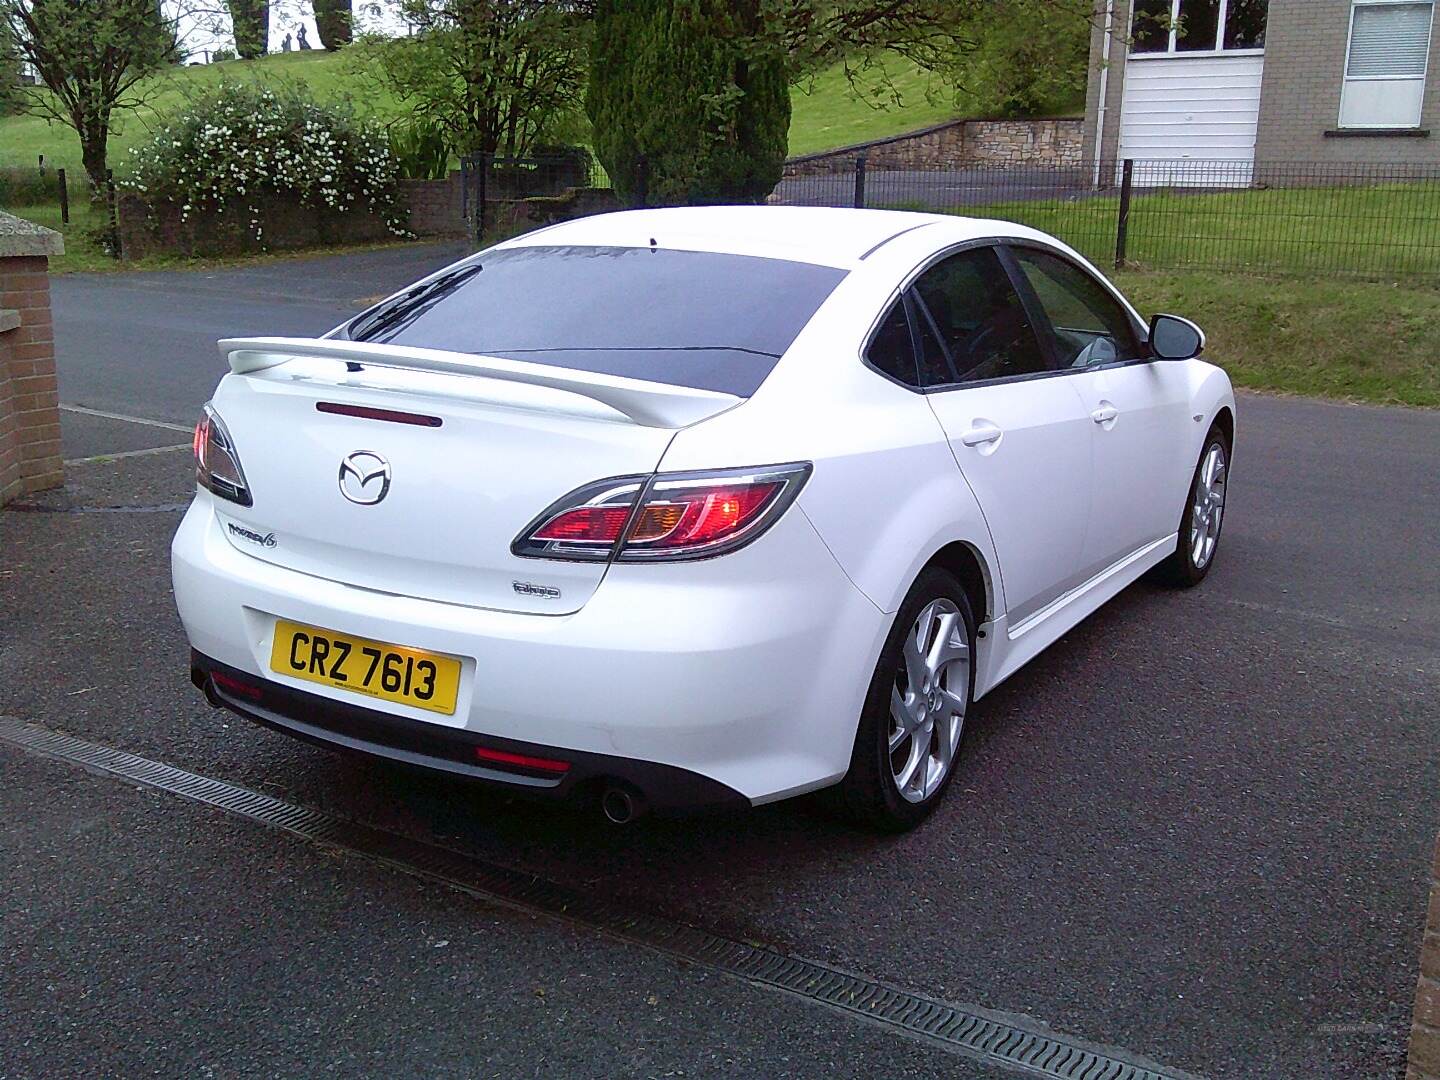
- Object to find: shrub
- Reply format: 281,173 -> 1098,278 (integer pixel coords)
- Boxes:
0,166 -> 76,207
388,117 -> 451,181
122,81 -> 407,244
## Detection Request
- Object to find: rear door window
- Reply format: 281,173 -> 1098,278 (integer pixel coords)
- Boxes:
343,245 -> 848,396
909,247 -> 1051,387
865,296 -> 920,386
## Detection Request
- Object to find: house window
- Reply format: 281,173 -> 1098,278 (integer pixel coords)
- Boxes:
1131,0 -> 1268,55
1340,0 -> 1435,128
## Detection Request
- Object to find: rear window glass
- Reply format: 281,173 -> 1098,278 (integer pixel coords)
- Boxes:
342,245 -> 849,396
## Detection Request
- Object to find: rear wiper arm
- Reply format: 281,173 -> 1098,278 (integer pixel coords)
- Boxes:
347,263 -> 484,342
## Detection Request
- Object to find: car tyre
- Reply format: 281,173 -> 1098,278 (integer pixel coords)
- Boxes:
1160,425 -> 1231,587
838,568 -> 976,833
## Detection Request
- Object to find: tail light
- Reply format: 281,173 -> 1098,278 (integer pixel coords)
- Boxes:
513,463 -> 812,563
194,403 -> 252,507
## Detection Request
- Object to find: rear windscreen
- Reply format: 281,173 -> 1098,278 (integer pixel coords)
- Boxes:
341,245 -> 848,396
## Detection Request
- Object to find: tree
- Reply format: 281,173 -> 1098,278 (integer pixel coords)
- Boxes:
0,19 -> 20,116
314,0 -> 353,48
0,0 -> 183,196
948,0 -> 1090,116
356,0 -> 586,158
588,0 -> 790,206
585,0 -> 1094,205
228,0 -> 269,58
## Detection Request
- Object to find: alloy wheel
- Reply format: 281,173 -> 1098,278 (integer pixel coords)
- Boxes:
889,598 -> 969,804
1190,442 -> 1228,570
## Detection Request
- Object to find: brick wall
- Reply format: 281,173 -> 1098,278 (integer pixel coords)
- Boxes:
1257,0 -> 1440,163
783,118 -> 1084,177
117,193 -> 399,260
401,175 -> 467,237
1410,836 -> 1440,1079
0,214 -> 64,507
488,187 -> 622,236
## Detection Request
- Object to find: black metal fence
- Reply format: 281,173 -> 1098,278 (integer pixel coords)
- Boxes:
778,157 -> 1440,279
460,152 -> 610,238
460,153 -> 1440,279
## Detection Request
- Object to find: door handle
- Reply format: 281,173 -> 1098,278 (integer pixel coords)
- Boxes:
1091,403 -> 1119,425
960,423 -> 1003,447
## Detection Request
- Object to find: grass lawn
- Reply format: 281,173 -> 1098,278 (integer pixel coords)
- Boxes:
0,49 -> 992,180
1115,269 -> 1440,408
937,183 -> 1440,279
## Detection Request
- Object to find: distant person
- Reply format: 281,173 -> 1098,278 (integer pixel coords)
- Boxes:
296,25 -> 310,50
282,32 -> 293,53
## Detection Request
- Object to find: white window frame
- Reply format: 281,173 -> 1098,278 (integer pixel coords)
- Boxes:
1129,0 -> 1268,59
1340,0 -> 1435,129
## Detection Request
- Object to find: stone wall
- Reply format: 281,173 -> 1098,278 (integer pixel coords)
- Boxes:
0,213 -> 63,507
1410,836 -> 1440,1079
783,118 -> 1084,176
117,193 -> 398,260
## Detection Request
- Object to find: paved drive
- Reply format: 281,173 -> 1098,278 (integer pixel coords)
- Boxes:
3,245 -> 1438,1078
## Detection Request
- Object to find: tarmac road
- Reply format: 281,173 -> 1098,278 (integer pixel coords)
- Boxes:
3,245 -> 1438,1078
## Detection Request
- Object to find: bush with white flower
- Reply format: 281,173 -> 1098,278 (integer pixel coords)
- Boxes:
123,81 -> 408,244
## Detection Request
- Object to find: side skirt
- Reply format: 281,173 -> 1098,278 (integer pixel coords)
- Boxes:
974,534 -> 1176,699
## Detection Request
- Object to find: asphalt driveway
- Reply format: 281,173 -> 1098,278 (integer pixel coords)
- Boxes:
2,246 -> 1438,1078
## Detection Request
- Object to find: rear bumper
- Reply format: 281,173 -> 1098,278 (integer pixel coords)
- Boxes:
191,651 -> 748,812
172,492 -> 888,807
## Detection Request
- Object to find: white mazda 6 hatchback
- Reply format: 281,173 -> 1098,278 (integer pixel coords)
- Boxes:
173,206 -> 1234,831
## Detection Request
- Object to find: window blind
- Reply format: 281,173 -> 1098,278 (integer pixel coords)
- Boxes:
1348,2 -> 1434,78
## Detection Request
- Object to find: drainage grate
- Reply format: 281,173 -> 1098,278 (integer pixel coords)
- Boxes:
2,502 -> 188,515
0,716 -> 1197,1080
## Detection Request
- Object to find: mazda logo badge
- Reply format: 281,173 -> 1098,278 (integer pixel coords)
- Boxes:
338,451 -> 391,506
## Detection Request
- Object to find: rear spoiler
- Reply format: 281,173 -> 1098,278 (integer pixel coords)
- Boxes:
219,336 -> 742,429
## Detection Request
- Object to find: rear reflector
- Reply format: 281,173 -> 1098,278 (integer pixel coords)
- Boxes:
474,746 -> 572,774
211,671 -> 265,701
316,402 -> 443,428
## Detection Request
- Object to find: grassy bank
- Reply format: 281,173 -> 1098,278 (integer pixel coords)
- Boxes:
1115,270 -> 1440,408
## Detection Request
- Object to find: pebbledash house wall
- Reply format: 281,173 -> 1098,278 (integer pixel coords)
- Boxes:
783,118 -> 1084,176
1084,0 -> 1440,169
0,212 -> 63,507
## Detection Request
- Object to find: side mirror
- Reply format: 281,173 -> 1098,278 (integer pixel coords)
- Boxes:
1149,314 -> 1205,361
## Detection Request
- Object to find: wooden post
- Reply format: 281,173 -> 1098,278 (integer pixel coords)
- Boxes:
853,153 -> 868,209
57,168 -> 69,225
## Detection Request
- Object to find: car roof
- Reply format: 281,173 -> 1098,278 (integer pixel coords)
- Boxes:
496,205 -> 1055,270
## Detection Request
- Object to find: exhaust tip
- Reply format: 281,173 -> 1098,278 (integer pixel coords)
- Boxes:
202,677 -> 224,709
601,784 -> 645,825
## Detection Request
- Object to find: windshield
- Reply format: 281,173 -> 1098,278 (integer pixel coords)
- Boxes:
340,245 -> 848,396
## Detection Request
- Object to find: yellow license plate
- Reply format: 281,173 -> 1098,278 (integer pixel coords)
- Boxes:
269,619 -> 461,716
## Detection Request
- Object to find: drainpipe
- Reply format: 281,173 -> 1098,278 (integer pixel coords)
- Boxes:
1093,0 -> 1116,188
